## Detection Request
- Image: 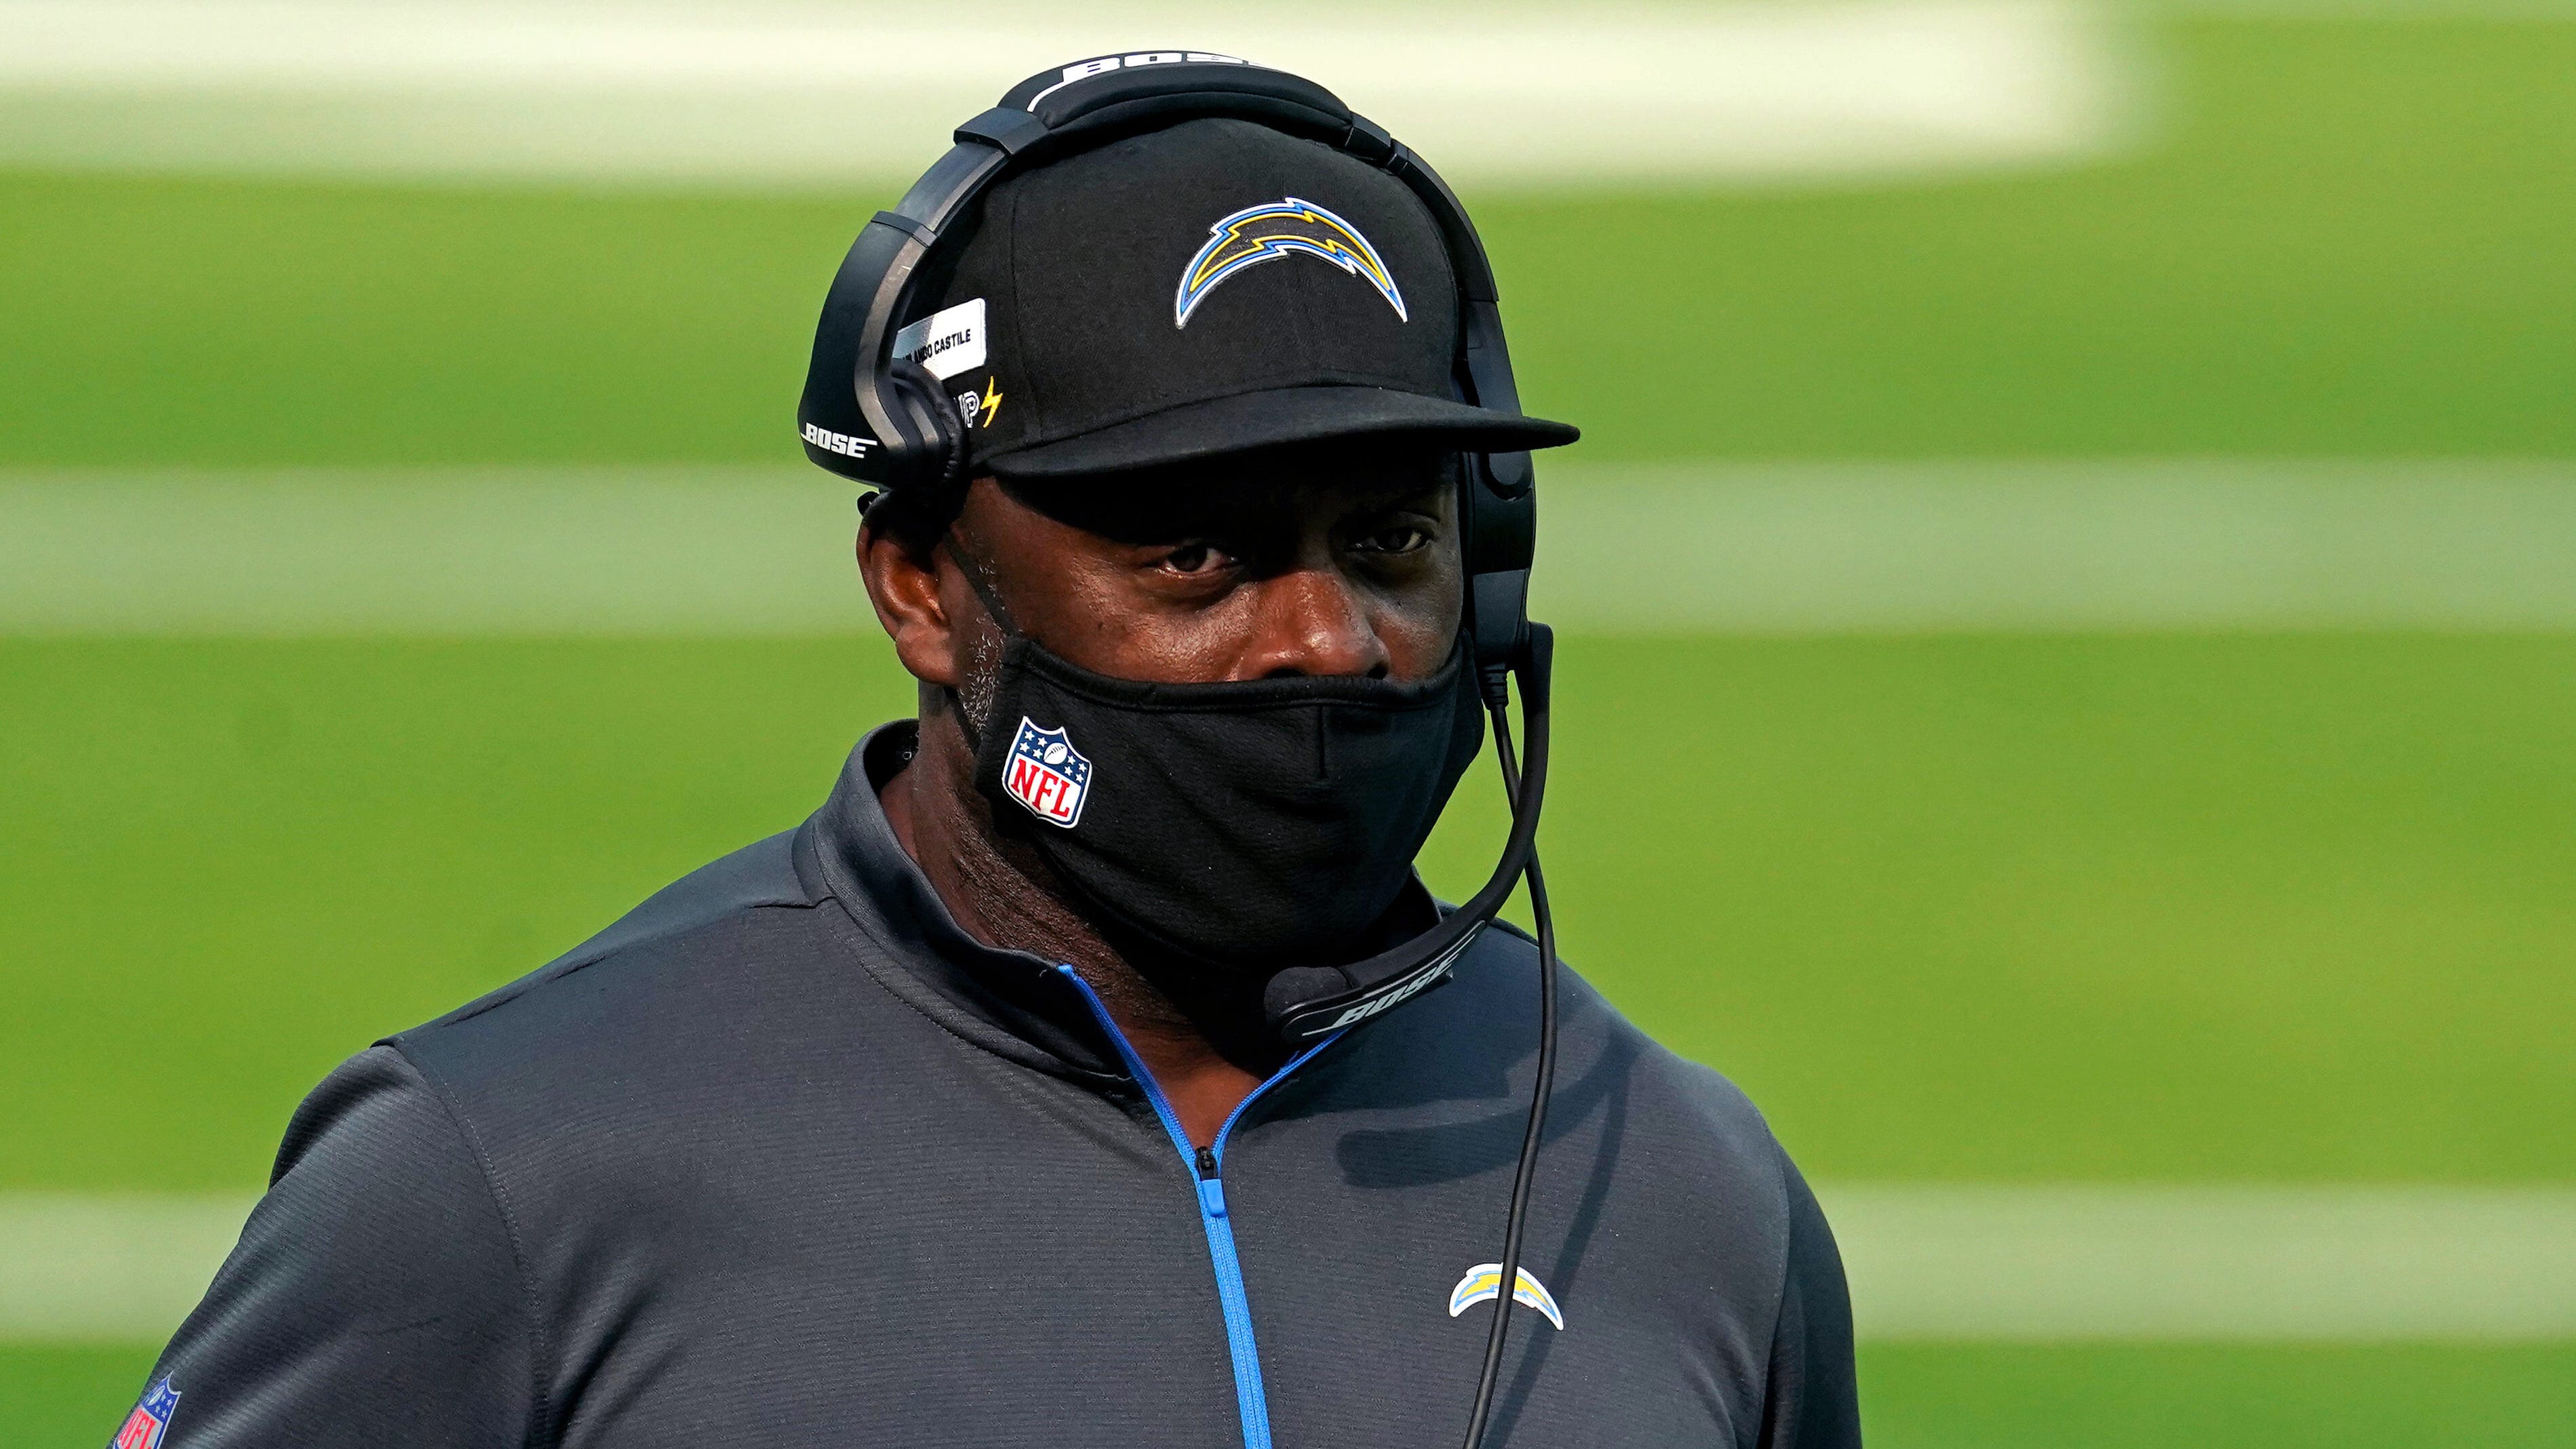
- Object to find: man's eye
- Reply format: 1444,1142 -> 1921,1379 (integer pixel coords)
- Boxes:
1355,525 -> 1431,555
1160,543 -> 1227,576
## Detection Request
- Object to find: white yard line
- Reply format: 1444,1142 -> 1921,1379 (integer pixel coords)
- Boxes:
2158,0 -> 2576,17
1827,1185 -> 2576,1342
1532,459 -> 2576,633
5,460 -> 2576,636
0,469 -> 866,637
0,1195 -> 261,1343
0,1 -> 2133,187
5,1186 -> 2570,1343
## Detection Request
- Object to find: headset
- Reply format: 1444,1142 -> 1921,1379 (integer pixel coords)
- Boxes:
799,52 -> 1563,1449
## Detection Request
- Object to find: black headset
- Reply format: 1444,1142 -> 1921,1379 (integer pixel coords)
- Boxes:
799,54 -> 1562,1448
797,51 -> 1536,692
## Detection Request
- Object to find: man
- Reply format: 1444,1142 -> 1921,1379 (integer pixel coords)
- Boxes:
121,90 -> 1857,1449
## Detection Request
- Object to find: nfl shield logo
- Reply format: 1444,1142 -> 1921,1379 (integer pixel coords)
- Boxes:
1002,717 -> 1092,828
114,1378 -> 180,1449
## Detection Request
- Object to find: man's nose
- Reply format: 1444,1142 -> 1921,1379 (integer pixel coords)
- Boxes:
1239,566 -> 1389,679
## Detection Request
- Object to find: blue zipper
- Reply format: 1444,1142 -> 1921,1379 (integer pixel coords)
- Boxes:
1056,964 -> 1343,1449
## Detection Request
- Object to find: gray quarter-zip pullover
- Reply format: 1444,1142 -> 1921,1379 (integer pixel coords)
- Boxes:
129,722 -> 1858,1448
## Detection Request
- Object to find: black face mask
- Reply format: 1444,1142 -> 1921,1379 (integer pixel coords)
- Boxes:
961,631 -> 1486,976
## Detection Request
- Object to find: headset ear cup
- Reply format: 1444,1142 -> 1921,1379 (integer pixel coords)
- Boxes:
1460,452 -> 1537,697
886,359 -> 969,489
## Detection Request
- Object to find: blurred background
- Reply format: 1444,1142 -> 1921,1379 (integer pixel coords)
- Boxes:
3,0 -> 2572,1441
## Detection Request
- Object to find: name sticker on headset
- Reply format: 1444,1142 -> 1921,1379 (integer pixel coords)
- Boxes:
891,298 -> 987,380
1003,717 -> 1092,828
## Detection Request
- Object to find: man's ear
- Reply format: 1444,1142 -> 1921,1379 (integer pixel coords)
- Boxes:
857,516 -> 962,689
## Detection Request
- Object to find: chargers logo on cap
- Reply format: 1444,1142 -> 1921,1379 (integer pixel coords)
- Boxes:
1175,197 -> 1407,330
1003,717 -> 1092,828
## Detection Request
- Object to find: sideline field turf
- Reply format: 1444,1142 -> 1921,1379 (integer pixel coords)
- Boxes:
0,1 -> 2121,189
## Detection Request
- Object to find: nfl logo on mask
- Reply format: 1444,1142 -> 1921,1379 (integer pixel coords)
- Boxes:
1003,717 -> 1092,828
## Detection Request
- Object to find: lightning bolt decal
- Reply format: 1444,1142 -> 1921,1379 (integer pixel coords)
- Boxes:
1174,196 -> 1408,330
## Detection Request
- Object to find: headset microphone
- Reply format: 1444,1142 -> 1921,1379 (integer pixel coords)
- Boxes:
800,54 -> 1564,1449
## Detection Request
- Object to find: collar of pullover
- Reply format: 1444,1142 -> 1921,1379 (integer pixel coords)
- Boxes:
797,720 -> 1445,1091
797,720 -> 1133,1087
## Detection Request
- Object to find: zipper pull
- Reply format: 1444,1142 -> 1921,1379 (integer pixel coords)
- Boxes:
1194,1146 -> 1228,1219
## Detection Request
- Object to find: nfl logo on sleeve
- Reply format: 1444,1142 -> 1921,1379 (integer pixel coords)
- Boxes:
115,1378 -> 180,1449
1002,717 -> 1092,828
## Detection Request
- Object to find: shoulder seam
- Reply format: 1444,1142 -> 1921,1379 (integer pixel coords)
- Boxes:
414,831 -> 812,1036
382,1039 -> 555,1448
1756,1130 -> 1799,1448
425,898 -> 815,1034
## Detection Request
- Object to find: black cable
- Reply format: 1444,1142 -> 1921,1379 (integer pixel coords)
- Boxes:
1459,693 -> 1560,1449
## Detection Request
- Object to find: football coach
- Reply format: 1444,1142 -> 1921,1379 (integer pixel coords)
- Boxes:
120,54 -> 1858,1449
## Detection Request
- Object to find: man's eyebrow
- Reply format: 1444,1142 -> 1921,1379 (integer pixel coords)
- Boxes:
1339,475 -> 1452,514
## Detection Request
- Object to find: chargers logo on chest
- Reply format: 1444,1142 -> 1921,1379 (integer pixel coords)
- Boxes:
1448,1264 -> 1566,1330
1004,717 -> 1092,828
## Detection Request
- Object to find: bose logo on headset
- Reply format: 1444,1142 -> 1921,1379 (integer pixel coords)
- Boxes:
1324,965 -> 1445,1030
801,422 -> 875,459
1322,929 -> 1481,1030
1025,52 -> 1248,110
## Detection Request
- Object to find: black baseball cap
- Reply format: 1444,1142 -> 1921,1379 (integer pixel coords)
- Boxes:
870,116 -> 1578,479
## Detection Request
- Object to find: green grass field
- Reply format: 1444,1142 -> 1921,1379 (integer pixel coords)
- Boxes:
5,19 -> 2573,468
7,634 -> 2572,1191
5,13 -> 2572,1445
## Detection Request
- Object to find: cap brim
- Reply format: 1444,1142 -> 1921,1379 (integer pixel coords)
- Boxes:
983,384 -> 1579,479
